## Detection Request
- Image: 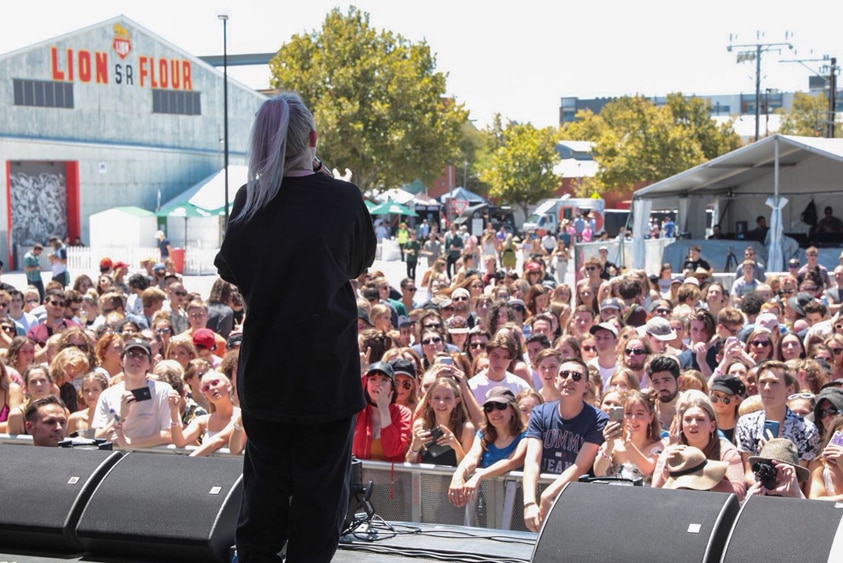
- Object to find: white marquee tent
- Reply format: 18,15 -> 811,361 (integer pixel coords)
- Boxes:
631,135 -> 843,272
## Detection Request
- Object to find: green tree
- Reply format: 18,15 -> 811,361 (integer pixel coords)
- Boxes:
479,122 -> 561,217
268,6 -> 468,191
560,94 -> 740,196
779,91 -> 837,137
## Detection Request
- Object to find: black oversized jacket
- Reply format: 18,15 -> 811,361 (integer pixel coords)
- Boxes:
215,175 -> 376,422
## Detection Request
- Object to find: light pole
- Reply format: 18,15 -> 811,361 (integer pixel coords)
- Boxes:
218,14 -> 230,228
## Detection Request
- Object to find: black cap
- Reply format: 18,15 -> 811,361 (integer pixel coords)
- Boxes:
365,361 -> 394,381
389,358 -> 416,379
710,375 -> 746,398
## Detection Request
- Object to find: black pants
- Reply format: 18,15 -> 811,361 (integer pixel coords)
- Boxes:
446,254 -> 459,279
406,260 -> 417,281
236,413 -> 355,563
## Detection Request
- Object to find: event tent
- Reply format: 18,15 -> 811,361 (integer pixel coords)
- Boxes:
631,135 -> 843,271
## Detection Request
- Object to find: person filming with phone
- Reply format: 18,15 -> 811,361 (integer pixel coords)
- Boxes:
92,338 -> 174,448
735,361 -> 819,487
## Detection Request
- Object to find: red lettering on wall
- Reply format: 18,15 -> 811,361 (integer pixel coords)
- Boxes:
158,59 -> 168,89
182,61 -> 192,91
78,50 -> 91,82
50,47 -> 65,81
95,52 -> 108,84
170,59 -> 180,89
139,56 -> 148,87
66,48 -> 74,81
150,56 -> 158,88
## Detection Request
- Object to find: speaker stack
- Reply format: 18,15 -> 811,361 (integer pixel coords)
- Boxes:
0,445 -> 242,562
530,482 -> 740,563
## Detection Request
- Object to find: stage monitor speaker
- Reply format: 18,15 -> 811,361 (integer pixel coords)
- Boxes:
76,452 -> 243,563
720,494 -> 843,562
530,482 -> 740,563
0,444 -> 122,553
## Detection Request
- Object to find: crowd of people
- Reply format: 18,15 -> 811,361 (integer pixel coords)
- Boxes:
351,230 -> 843,532
0,250 -> 243,454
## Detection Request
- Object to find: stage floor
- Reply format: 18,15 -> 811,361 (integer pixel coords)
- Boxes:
0,522 -> 537,563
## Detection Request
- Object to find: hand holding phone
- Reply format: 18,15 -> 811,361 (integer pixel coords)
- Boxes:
130,386 -> 152,402
608,406 -> 624,423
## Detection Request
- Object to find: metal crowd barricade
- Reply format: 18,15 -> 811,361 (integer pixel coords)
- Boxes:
0,436 -> 560,534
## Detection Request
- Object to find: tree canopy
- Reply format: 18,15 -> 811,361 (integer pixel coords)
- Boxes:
560,94 -> 741,196
479,120 -> 561,217
778,91 -> 839,137
268,6 -> 468,191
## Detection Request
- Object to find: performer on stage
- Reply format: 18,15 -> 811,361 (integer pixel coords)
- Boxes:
215,92 -> 376,562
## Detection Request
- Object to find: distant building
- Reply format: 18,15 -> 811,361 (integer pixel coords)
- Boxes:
0,15 -> 266,266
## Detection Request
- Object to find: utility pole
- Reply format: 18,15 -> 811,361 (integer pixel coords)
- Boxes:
728,32 -> 793,142
781,54 -> 839,137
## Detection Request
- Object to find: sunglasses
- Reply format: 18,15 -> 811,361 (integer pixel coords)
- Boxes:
558,370 -> 584,382
1,325 -> 15,333
423,323 -> 441,329
124,349 -> 149,360
625,348 -> 646,355
405,287 -> 417,292
819,407 -> 839,418
815,355 -> 832,362
200,379 -> 221,393
586,266 -> 598,271
422,337 -> 443,345
49,300 -> 65,307
511,305 -> 525,313
174,291 -> 188,297
156,327 -> 171,334
71,343 -> 89,352
453,296 -> 469,302
710,394 -> 732,405
26,298 -> 40,304
441,306 -> 455,312
483,402 -> 509,413
750,340 -> 770,348
582,345 -> 596,352
788,392 -> 815,401
469,342 -> 487,349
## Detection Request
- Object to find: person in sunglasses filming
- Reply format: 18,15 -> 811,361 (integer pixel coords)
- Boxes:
522,357 -> 607,532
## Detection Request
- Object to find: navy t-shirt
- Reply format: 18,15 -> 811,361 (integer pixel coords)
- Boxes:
526,401 -> 607,475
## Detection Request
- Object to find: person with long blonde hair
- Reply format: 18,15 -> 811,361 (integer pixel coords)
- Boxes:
406,376 -> 474,466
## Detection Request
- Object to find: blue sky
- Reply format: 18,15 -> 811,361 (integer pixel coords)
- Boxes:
2,0 -> 841,128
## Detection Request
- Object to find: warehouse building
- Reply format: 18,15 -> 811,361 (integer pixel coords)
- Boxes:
0,15 -> 266,267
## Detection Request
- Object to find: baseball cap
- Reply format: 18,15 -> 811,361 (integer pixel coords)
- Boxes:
389,358 -> 417,379
483,386 -> 517,407
99,257 -> 113,270
153,263 -> 166,272
639,316 -> 677,341
365,361 -> 394,382
192,328 -> 217,351
787,258 -> 800,268
525,261 -> 542,272
589,321 -> 618,338
123,338 -> 151,356
113,261 -> 129,269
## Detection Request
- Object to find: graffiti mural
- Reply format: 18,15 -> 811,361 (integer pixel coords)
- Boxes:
9,168 -> 68,247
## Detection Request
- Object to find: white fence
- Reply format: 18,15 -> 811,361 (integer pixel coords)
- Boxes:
66,245 -> 220,277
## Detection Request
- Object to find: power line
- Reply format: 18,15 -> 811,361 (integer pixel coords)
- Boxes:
727,32 -> 794,141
